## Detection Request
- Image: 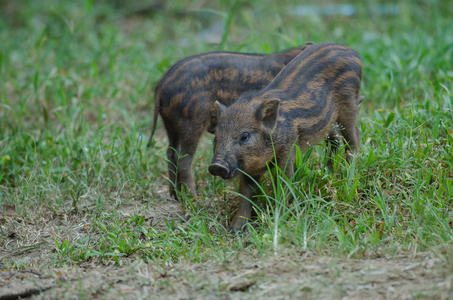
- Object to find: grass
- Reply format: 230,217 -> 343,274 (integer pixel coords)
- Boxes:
1,0 -> 452,289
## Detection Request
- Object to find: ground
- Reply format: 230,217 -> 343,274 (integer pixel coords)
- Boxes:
1,1 -> 453,299
1,196 -> 452,299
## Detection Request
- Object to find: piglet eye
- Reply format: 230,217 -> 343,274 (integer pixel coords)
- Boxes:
240,132 -> 250,143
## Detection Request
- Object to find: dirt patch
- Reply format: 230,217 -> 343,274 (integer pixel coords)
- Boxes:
1,250 -> 452,299
1,197 -> 452,299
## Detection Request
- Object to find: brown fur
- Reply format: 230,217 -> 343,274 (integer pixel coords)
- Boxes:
148,43 -> 314,199
209,43 -> 363,232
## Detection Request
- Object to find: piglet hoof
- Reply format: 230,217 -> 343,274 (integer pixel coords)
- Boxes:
170,185 -> 197,201
229,215 -> 248,234
345,150 -> 355,164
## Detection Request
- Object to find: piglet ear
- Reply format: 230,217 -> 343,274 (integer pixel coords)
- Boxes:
256,99 -> 280,134
208,101 -> 227,133
214,101 -> 227,117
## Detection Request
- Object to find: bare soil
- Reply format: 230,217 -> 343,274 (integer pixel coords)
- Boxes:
1,196 -> 452,300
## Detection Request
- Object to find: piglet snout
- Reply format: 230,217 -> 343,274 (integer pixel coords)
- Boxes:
209,160 -> 229,179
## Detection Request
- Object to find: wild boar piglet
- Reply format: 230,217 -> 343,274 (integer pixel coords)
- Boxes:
209,43 -> 363,232
148,43 -> 315,199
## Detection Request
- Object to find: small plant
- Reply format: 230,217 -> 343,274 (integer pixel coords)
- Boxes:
1,1 -> 452,297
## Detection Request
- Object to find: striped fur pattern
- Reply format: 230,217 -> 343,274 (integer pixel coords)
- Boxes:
209,43 -> 363,232
149,43 -> 314,199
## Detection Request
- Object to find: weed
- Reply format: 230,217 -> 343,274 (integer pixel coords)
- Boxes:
1,0 -> 452,276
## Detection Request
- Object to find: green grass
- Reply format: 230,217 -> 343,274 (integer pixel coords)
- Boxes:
1,0 -> 453,270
